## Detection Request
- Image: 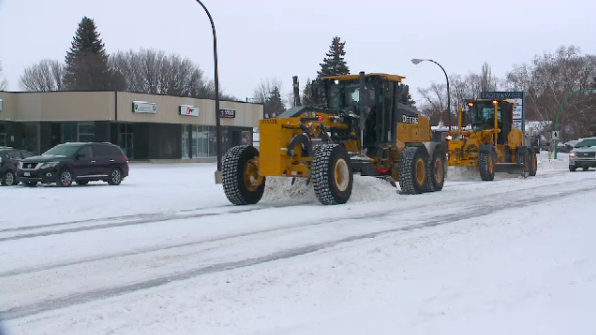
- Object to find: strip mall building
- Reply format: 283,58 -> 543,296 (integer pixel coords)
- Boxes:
0,91 -> 263,162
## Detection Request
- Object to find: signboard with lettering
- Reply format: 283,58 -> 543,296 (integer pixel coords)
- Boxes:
180,105 -> 200,116
479,91 -> 524,132
219,108 -> 236,118
132,101 -> 157,114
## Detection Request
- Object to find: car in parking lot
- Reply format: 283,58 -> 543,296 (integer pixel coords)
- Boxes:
569,137 -> 596,172
1,147 -> 35,186
18,142 -> 129,187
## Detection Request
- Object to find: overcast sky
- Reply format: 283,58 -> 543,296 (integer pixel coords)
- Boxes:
1,0 -> 595,104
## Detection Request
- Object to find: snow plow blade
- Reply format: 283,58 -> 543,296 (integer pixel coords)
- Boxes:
495,163 -> 526,176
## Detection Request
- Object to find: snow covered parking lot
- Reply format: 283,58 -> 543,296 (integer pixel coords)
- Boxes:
2,152 -> 596,335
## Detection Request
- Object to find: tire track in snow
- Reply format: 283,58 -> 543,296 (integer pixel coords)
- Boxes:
3,183 -> 595,320
0,176 -> 591,279
0,177 -> 588,278
1,169 -> 570,234
0,200 -> 318,242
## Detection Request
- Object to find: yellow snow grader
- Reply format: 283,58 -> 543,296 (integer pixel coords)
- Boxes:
446,98 -> 538,181
222,72 -> 447,205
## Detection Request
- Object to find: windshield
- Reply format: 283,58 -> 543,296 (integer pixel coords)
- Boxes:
43,144 -> 81,157
326,79 -> 376,112
470,101 -> 501,131
575,139 -> 596,148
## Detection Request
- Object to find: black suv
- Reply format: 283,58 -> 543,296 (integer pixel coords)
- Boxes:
18,142 -> 129,187
1,147 -> 35,186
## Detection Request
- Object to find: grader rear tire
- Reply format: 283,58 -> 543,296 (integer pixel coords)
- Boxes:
312,144 -> 353,205
222,145 -> 265,205
426,144 -> 446,192
398,146 -> 430,194
479,150 -> 496,181
528,148 -> 537,176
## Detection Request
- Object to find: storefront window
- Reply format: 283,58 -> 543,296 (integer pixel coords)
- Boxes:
192,125 -> 210,157
241,131 -> 251,145
22,122 -> 39,153
0,123 -> 6,147
78,122 -> 95,142
62,123 -> 77,143
181,125 -> 190,158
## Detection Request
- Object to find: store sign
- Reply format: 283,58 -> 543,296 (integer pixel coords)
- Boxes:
132,101 -> 157,114
480,91 -> 524,132
219,108 -> 236,118
180,105 -> 200,116
0,99 -> 3,112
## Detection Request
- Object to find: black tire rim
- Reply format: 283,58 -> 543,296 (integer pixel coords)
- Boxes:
111,169 -> 121,184
61,171 -> 72,186
5,172 -> 15,186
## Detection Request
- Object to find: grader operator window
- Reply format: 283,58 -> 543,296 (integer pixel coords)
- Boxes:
326,79 -> 376,113
469,102 -> 502,131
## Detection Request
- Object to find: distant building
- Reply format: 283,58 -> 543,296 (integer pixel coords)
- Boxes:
0,91 -> 263,162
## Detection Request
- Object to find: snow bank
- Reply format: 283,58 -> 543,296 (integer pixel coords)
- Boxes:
537,151 -> 569,170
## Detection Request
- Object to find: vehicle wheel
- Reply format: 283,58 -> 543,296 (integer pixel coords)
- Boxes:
1,170 -> 16,186
426,144 -> 445,192
23,181 -> 37,187
528,148 -> 537,176
76,180 -> 89,186
312,144 -> 353,205
58,169 -> 73,187
517,148 -> 529,174
222,145 -> 266,205
108,168 -> 123,185
479,150 -> 496,181
398,146 -> 431,194
583,167 -> 589,171
569,165 -> 577,172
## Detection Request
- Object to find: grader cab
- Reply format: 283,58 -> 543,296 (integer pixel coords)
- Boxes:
222,72 -> 447,206
446,98 -> 538,181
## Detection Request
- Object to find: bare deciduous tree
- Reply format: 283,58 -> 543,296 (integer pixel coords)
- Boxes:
18,59 -> 64,92
505,45 -> 596,140
108,48 -> 237,100
0,61 -> 9,90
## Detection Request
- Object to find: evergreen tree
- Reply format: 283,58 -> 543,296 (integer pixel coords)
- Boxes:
301,78 -> 315,106
317,36 -> 350,79
310,36 -> 350,107
264,86 -> 286,117
63,17 -> 115,90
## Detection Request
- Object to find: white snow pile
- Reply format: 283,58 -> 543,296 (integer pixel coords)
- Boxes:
537,152 -> 569,170
262,174 -> 398,204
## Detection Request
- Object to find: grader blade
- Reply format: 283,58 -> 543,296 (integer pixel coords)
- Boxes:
495,163 -> 526,176
375,175 -> 397,188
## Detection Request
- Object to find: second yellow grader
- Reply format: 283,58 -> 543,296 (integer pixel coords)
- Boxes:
446,98 -> 538,181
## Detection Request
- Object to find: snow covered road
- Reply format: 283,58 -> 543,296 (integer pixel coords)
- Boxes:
2,153 -> 596,334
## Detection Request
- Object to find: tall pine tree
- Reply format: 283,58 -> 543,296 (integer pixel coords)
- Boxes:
264,86 -> 286,117
317,36 -> 350,79
63,17 -> 117,90
309,36 -> 350,107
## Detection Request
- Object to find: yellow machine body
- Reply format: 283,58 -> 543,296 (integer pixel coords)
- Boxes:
222,72 -> 448,206
446,98 -> 537,180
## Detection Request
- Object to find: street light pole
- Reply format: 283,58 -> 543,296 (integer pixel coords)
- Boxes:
196,0 -> 223,183
411,58 -> 451,131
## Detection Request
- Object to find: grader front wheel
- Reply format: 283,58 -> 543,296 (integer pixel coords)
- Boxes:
222,145 -> 266,205
479,150 -> 496,181
398,146 -> 431,194
312,144 -> 354,205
